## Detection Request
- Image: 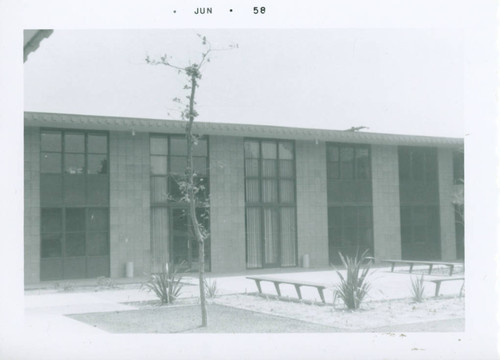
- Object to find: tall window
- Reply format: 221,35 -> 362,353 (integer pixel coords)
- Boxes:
453,150 -> 464,185
398,146 -> 441,260
244,140 -> 297,268
40,130 -> 109,280
150,135 -> 209,272
398,146 -> 437,183
326,143 -> 373,263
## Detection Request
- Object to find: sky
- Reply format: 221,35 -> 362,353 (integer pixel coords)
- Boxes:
24,29 -> 464,137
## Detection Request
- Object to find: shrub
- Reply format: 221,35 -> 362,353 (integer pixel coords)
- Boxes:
333,250 -> 372,310
410,274 -> 425,302
204,277 -> 218,299
142,262 -> 184,304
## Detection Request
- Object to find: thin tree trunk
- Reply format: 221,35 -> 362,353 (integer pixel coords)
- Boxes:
186,71 -> 208,327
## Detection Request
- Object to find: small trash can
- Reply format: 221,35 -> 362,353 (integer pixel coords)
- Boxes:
126,261 -> 134,278
302,254 -> 310,269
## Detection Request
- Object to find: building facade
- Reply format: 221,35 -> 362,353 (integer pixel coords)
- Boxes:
24,112 -> 464,284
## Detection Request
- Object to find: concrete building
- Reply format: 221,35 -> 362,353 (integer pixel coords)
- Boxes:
24,111 -> 464,284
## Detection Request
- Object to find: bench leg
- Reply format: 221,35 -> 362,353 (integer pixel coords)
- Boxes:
273,282 -> 282,297
409,264 -> 414,273
449,265 -> 454,276
317,288 -> 326,303
294,285 -> 302,300
434,282 -> 442,297
428,264 -> 433,275
254,280 -> 262,294
391,263 -> 395,272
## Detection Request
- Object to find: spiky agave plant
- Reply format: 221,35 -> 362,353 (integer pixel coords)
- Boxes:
142,262 -> 184,304
410,274 -> 425,302
334,249 -> 372,310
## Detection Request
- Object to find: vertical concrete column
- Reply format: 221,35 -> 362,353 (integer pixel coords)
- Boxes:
109,131 -> 151,278
371,145 -> 401,260
24,127 -> 41,284
438,148 -> 457,260
209,136 -> 246,272
295,140 -> 329,267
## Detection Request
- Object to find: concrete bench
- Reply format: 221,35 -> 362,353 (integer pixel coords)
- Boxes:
247,276 -> 328,303
424,277 -> 465,297
380,259 -> 456,276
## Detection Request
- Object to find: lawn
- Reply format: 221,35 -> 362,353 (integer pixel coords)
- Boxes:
67,293 -> 464,333
68,303 -> 343,333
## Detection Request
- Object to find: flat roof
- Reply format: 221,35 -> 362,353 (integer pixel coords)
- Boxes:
25,111 -> 463,148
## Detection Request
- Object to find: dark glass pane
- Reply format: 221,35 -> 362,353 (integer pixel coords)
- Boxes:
88,134 -> 107,154
278,142 -> 294,160
150,136 -> 168,155
327,146 -> 339,162
86,257 -> 109,277
356,147 -> 370,179
87,208 -> 108,232
41,233 -> 62,257
343,227 -> 356,245
171,137 -> 187,155
168,176 -> 184,201
64,154 -> 85,174
88,154 -> 108,174
87,175 -> 109,206
245,179 -> 260,202
327,161 -> 339,179
150,155 -> 167,175
64,175 -> 85,205
195,177 -> 209,203
340,147 -> 354,179
193,157 -> 207,175
413,206 -> 427,225
425,151 -> 437,182
453,151 -> 464,184
192,138 -> 208,156
328,207 -> 342,227
65,232 -> 86,256
279,160 -> 294,178
246,207 -> 262,268
262,159 -> 277,177
66,208 -> 85,232
357,207 -> 372,227
262,179 -> 278,202
399,147 -> 411,181
151,176 -> 168,203
262,142 -> 277,159
343,207 -> 357,226
172,209 -> 188,231
263,208 -> 279,264
40,174 -> 63,206
244,141 -> 259,158
41,208 -> 62,233
87,232 -> 109,256
170,156 -> 186,175
64,133 -> 85,153
245,159 -> 259,177
412,150 -> 424,181
41,153 -> 62,173
41,131 -> 62,152
279,179 -> 295,203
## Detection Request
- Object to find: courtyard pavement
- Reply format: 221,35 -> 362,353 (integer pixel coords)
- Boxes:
23,264 -> 464,335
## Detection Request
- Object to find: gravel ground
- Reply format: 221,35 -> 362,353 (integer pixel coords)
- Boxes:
67,304 -> 342,333
67,293 -> 464,333
214,293 -> 465,331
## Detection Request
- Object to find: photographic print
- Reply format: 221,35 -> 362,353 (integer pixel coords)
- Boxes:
2,1 -> 498,359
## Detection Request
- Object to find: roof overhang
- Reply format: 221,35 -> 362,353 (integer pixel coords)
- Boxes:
24,111 -> 464,148
24,30 -> 53,63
